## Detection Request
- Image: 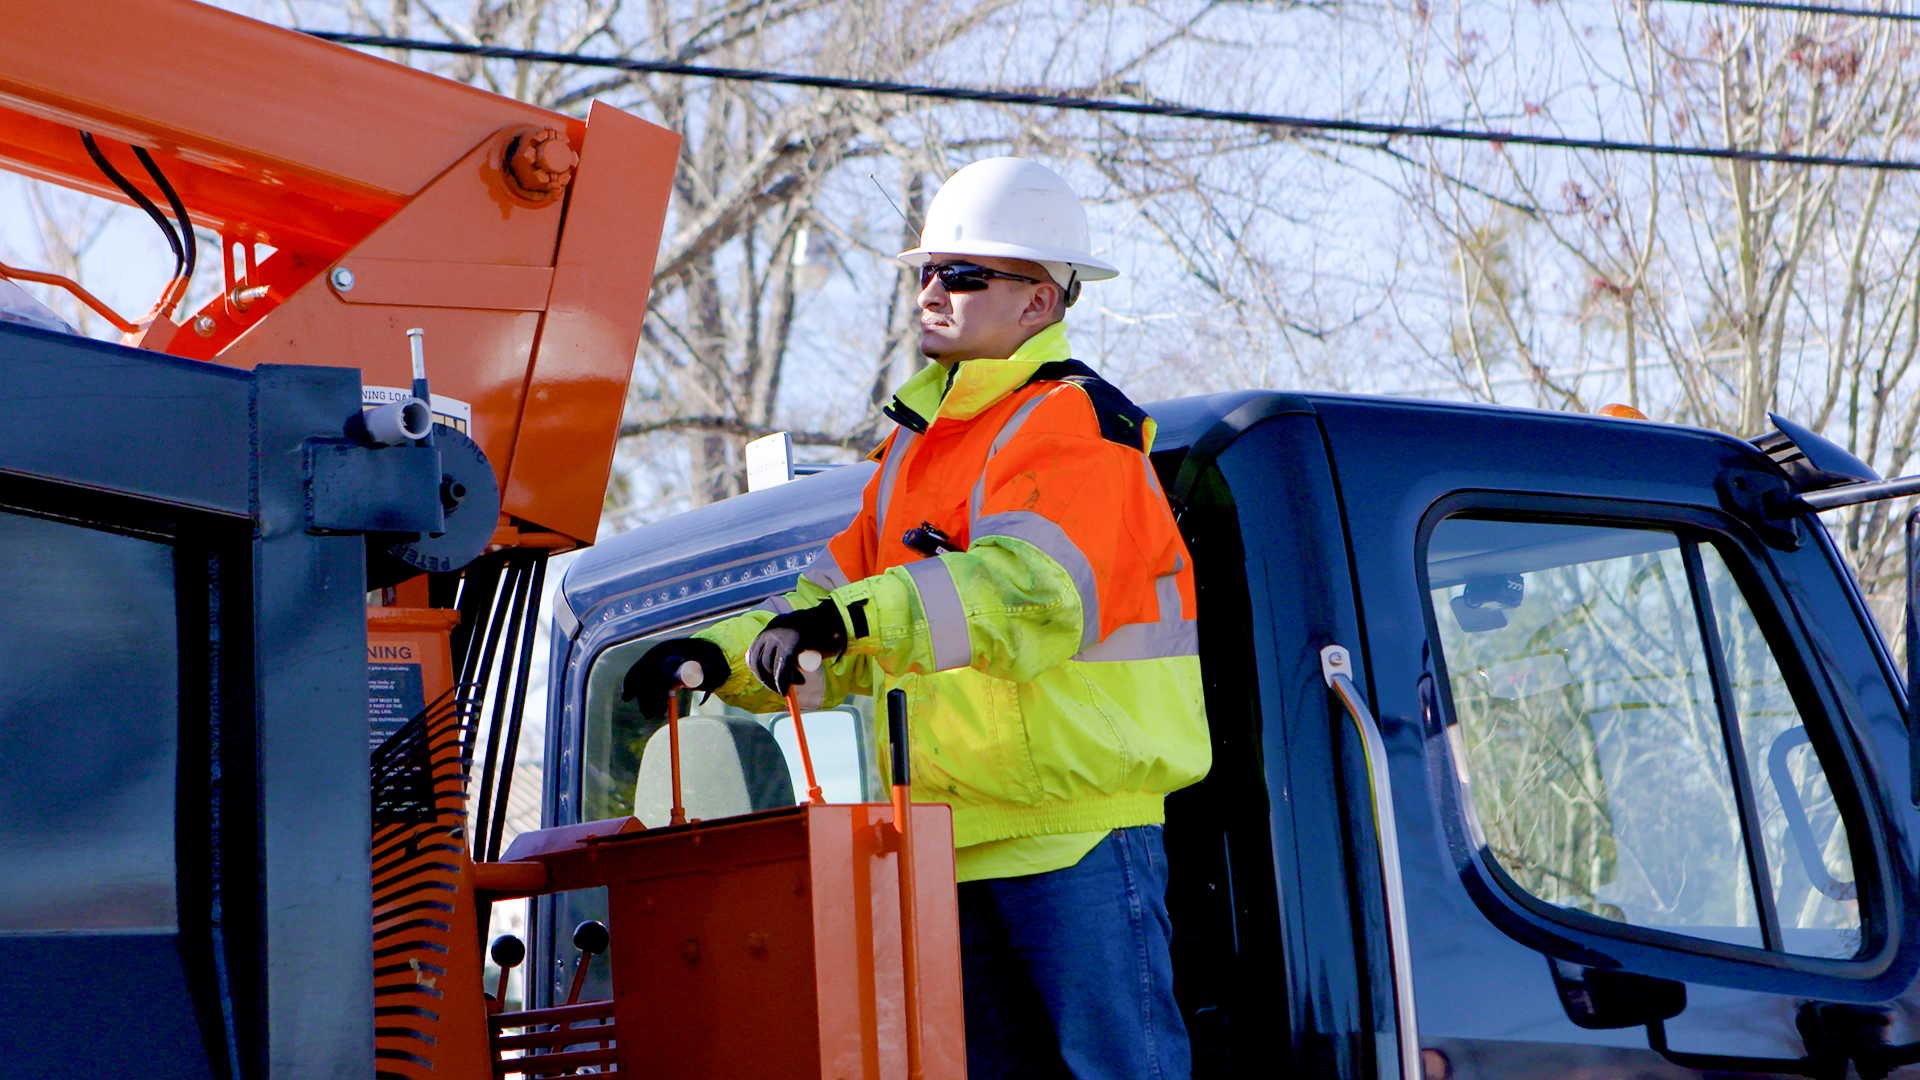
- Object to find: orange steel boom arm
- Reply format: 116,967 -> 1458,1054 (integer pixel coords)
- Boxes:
0,0 -> 680,547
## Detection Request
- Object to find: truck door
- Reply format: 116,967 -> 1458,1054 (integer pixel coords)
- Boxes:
1316,397 -> 1920,1079
0,322 -> 413,1079
1156,393 -> 1386,1079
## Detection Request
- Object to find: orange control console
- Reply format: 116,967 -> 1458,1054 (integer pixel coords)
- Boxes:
482,805 -> 967,1080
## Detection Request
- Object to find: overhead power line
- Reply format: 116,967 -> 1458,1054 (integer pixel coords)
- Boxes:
1665,0 -> 1920,20
302,30 -> 1920,172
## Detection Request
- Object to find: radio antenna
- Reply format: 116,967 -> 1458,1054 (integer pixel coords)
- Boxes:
872,174 -> 915,232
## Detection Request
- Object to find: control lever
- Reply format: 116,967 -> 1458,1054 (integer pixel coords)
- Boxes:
488,934 -> 525,1013
887,688 -> 924,1080
664,666 -> 692,827
784,658 -> 826,803
565,920 -> 610,1007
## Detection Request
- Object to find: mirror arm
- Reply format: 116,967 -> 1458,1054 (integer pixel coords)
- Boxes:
1797,474 -> 1920,513
1645,1017 -> 1834,1079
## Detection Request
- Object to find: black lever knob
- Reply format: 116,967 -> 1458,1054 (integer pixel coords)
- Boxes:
887,688 -> 910,787
490,934 -> 526,969
572,920 -> 610,956
564,920 -> 611,1006
488,933 -> 526,1013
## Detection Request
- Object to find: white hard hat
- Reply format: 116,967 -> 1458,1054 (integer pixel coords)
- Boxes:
898,158 -> 1119,284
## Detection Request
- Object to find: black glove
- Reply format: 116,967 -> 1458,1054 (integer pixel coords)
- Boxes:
747,603 -> 848,694
621,637 -> 729,715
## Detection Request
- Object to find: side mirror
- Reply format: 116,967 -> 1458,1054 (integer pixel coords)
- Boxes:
1548,957 -> 1685,1030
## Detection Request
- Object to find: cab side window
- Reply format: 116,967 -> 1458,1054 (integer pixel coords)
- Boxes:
1425,517 -> 1861,959
580,625 -> 883,826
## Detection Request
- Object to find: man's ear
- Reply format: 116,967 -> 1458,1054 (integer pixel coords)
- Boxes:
1022,283 -> 1065,325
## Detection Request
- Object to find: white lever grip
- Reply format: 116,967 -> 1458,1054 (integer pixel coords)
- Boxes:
799,650 -> 823,672
676,660 -> 705,689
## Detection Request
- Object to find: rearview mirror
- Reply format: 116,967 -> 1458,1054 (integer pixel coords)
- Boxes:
1548,958 -> 1686,1030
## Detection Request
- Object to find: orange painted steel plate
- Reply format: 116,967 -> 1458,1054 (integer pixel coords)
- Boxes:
0,106 -> 383,261
209,130 -> 562,532
504,102 -> 681,544
0,1 -> 678,544
0,0 -> 576,241
528,804 -> 965,1080
367,606 -> 459,740
372,700 -> 495,1080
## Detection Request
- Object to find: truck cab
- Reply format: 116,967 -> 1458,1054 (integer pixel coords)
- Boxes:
542,390 -> 1920,1079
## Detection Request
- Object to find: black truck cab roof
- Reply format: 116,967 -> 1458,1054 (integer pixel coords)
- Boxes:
547,389 -> 1920,1079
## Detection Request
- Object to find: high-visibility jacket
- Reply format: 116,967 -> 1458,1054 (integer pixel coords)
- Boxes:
696,322 -> 1210,862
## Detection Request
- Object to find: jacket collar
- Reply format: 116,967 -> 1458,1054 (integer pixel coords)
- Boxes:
886,322 -> 1072,431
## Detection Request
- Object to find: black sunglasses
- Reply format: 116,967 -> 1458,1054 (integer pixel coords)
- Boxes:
918,261 -> 1046,292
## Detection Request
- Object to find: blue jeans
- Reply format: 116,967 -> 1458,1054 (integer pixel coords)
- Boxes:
957,825 -> 1190,1080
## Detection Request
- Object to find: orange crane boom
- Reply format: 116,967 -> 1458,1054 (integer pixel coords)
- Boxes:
0,0 -> 679,548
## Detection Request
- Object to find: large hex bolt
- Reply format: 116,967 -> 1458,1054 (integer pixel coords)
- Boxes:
505,128 -> 577,200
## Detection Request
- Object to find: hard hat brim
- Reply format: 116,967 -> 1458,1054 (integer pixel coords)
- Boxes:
897,241 -> 1119,282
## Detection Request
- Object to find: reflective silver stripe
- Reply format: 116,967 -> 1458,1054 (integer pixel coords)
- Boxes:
756,596 -> 795,616
1135,442 -> 1168,497
904,557 -> 972,671
875,428 -> 917,547
969,392 -> 1055,524
1073,619 -> 1199,662
793,674 -> 827,711
1079,551 -> 1193,660
802,547 -> 850,590
973,510 -> 1100,650
1155,572 -> 1181,622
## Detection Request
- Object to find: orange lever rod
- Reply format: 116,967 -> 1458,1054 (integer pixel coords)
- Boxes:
665,688 -> 686,827
783,684 -> 825,804
563,921 -> 609,1011
886,688 -> 924,1080
0,259 -> 138,333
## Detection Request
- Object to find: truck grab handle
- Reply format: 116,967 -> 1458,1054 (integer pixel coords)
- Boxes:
1321,644 -> 1423,1080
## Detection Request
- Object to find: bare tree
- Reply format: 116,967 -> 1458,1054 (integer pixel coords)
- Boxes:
234,0 -> 1489,528
0,179 -> 137,337
1384,0 -> 1920,642
292,0 -> 1390,515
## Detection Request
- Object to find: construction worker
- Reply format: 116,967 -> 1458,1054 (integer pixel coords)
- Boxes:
625,157 -> 1211,1079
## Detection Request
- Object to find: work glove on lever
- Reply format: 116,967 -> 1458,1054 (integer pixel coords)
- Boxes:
748,603 -> 848,694
621,637 -> 729,717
